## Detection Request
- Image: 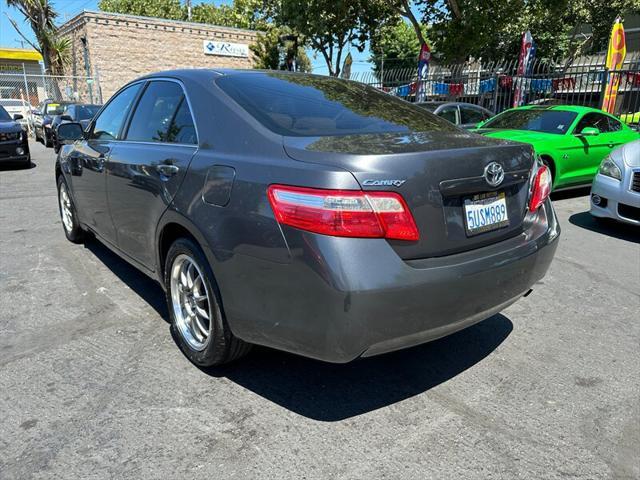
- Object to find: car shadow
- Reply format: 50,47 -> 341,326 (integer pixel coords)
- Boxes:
82,236 -> 513,422
0,161 -> 36,171
83,236 -> 169,321
202,314 -> 513,422
550,186 -> 590,201
569,211 -> 639,244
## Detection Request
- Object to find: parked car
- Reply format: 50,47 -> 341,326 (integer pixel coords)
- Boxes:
55,70 -> 559,366
619,111 -> 639,131
0,105 -> 30,167
416,101 -> 494,129
33,100 -> 72,147
51,103 -> 102,152
0,99 -> 32,129
590,139 -> 640,225
474,105 -> 640,190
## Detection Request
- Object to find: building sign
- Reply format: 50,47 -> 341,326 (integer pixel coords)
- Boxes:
203,40 -> 249,58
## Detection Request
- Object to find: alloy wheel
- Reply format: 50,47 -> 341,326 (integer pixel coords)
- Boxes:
170,254 -> 212,351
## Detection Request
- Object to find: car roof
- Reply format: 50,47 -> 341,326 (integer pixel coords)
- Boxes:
514,105 -> 606,114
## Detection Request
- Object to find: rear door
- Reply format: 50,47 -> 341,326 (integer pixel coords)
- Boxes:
106,79 -> 198,269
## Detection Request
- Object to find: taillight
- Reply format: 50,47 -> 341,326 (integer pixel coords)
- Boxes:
267,185 -> 419,241
529,165 -> 552,211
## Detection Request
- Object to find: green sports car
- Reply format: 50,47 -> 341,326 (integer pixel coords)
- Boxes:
474,105 -> 640,190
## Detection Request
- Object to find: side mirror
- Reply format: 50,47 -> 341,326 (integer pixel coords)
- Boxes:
57,122 -> 84,143
60,114 -> 73,121
578,127 -> 600,137
13,114 -> 23,121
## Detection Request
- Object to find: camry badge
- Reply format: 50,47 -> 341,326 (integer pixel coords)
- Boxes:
362,179 -> 406,187
484,162 -> 505,187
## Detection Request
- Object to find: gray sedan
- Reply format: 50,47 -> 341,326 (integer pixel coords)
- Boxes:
55,70 -> 559,366
590,139 -> 640,225
415,101 -> 494,129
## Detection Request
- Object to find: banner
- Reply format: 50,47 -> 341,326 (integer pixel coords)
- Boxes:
416,42 -> 431,102
513,31 -> 536,107
341,52 -> 353,80
602,18 -> 626,113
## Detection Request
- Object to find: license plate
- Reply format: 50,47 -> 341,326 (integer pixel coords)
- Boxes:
463,192 -> 509,236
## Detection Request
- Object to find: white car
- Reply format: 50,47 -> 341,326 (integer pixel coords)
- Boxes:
0,99 -> 32,128
590,139 -> 640,226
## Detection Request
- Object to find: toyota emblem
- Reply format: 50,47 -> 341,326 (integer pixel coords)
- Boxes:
484,162 -> 505,187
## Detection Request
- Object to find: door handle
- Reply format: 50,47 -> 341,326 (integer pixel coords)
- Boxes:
156,164 -> 179,177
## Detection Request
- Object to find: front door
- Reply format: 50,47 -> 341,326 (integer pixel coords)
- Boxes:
69,82 -> 143,244
106,80 -> 198,269
565,112 -> 619,185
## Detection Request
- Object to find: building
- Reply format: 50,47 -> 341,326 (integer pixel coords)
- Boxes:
58,10 -> 258,101
0,48 -> 45,104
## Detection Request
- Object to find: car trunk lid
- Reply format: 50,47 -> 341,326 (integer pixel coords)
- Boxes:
283,131 -> 535,259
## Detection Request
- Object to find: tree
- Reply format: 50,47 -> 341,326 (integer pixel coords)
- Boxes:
276,0 -> 389,77
6,0 -> 70,75
250,26 -> 311,72
369,20 -> 424,77
98,0 -> 184,19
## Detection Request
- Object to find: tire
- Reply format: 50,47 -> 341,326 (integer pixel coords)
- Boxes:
57,175 -> 84,243
24,155 -> 31,169
164,237 -> 251,366
44,130 -> 52,148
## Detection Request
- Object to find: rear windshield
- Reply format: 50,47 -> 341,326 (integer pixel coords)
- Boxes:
216,73 -> 458,137
482,109 -> 577,134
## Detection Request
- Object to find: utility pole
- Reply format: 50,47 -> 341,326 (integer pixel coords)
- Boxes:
186,0 -> 192,21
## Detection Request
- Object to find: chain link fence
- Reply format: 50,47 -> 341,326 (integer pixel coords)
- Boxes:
352,52 -> 640,125
0,71 -> 102,135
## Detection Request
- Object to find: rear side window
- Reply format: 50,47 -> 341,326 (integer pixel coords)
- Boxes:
126,81 -> 196,144
91,83 -> 142,140
216,72 -> 458,137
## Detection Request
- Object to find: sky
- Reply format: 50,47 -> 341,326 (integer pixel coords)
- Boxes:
0,0 -> 391,75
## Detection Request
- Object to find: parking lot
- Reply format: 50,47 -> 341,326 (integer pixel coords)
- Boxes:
0,141 -> 638,479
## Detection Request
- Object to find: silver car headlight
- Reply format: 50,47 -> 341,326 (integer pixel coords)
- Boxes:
598,156 -> 622,181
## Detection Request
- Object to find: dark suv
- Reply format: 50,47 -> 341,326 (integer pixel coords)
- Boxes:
0,106 -> 29,167
55,70 -> 559,367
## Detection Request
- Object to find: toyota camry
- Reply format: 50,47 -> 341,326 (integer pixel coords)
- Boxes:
55,70 -> 559,366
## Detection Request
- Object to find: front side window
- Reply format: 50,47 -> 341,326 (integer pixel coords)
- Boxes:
217,72 -> 458,137
438,106 -> 458,124
574,113 -> 609,134
460,107 -> 485,124
0,106 -> 11,122
126,81 -> 196,144
91,83 -> 142,140
483,109 -> 577,135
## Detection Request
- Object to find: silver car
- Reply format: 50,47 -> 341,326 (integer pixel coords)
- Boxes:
590,139 -> 640,225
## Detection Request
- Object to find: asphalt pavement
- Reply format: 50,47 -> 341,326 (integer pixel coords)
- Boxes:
1,141 -> 638,479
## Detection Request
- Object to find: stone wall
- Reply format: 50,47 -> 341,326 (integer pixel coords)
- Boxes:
59,11 -> 258,101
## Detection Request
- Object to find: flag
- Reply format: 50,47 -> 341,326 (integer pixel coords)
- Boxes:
416,42 -> 431,102
341,52 -> 353,80
602,18 -> 626,113
513,31 -> 536,107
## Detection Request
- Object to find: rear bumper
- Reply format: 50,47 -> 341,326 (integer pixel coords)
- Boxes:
590,173 -> 640,225
219,200 -> 560,363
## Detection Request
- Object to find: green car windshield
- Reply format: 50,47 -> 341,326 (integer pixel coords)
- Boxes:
483,109 -> 577,135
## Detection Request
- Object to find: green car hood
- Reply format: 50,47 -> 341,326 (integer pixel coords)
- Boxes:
474,129 -> 562,146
